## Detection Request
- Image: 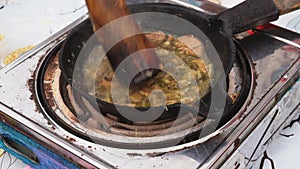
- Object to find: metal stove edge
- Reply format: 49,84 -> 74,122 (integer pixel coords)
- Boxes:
0,6 -> 299,169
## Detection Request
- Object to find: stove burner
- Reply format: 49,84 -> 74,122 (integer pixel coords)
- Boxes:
36,37 -> 253,149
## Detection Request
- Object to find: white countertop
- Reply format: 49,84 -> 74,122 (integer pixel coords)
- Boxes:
0,0 -> 299,168
0,0 -> 88,66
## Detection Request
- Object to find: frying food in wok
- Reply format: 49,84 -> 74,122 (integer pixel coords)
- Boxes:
82,32 -> 212,107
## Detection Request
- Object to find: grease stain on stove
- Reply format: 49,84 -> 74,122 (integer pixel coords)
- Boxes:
27,78 -> 34,92
69,138 -> 76,142
127,153 -> 142,157
234,138 -> 241,147
66,135 -> 76,142
68,157 -> 74,163
146,152 -> 166,157
46,121 -> 57,131
27,76 -> 40,113
27,52 -> 54,114
51,125 -> 56,130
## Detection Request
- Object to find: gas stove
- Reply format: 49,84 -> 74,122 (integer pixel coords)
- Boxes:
0,1 -> 299,169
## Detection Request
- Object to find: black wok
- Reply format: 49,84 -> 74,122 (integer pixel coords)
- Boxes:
59,1 -> 298,122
